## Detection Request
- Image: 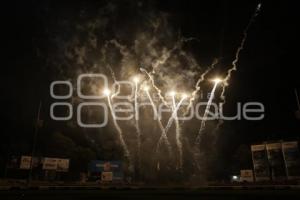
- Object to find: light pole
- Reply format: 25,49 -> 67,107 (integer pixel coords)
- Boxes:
28,101 -> 42,185
295,89 -> 300,120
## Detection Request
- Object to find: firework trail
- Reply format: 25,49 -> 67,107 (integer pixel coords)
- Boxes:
172,95 -> 184,169
175,121 -> 183,169
144,89 -> 172,155
106,94 -> 132,169
102,39 -> 135,99
164,97 -> 186,134
184,59 -> 218,116
221,3 -> 261,103
105,64 -> 121,99
192,82 -> 220,173
134,80 -> 142,170
158,95 -> 186,169
195,81 -> 219,144
151,46 -> 173,72
172,94 -> 177,109
140,68 -> 170,107
102,65 -> 130,159
216,3 -> 262,133
106,64 -> 117,82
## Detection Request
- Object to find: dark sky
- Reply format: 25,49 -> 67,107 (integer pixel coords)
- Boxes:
1,0 -> 300,174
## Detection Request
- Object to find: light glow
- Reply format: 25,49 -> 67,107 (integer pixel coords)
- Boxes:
213,78 -> 222,84
169,91 -> 176,96
181,93 -> 188,99
133,76 -> 140,83
103,88 -> 111,96
143,85 -> 150,91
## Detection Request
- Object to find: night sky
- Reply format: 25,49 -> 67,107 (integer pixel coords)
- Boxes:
1,0 -> 300,180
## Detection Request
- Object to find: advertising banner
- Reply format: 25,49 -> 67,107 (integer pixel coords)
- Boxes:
43,157 -> 58,170
282,141 -> 300,179
266,143 -> 286,180
89,160 -> 123,180
240,169 -> 254,182
20,156 -> 32,169
251,144 -> 270,181
101,172 -> 113,181
57,159 -> 70,172
89,160 -> 122,172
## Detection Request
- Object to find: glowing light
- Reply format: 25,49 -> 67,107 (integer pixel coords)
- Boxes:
181,93 -> 188,99
133,76 -> 140,83
143,85 -> 149,91
103,88 -> 111,96
213,78 -> 222,84
169,91 -> 176,96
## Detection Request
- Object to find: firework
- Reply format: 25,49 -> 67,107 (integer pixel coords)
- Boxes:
104,88 -> 132,170
143,86 -> 172,155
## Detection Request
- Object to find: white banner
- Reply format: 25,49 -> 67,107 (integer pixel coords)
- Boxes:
251,144 -> 265,151
282,141 -> 298,149
101,172 -> 113,181
251,144 -> 270,181
43,157 -> 58,170
266,143 -> 281,150
20,156 -> 32,169
282,141 -> 300,179
57,159 -> 70,172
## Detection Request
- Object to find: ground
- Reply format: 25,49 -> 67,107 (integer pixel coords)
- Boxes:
1,188 -> 300,200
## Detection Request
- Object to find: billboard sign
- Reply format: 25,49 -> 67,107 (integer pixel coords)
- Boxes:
240,169 -> 254,182
266,143 -> 286,180
57,159 -> 70,172
43,157 -> 58,170
251,144 -> 270,181
282,141 -> 300,179
89,160 -> 122,172
101,172 -> 113,181
20,156 -> 32,169
89,160 -> 123,180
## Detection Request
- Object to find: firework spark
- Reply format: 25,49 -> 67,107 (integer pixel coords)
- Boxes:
172,94 -> 185,169
195,80 -> 221,144
220,3 -> 262,104
184,59 -> 218,116
104,89 -> 132,170
133,77 -> 142,170
164,95 -> 187,134
143,86 -> 172,155
216,3 -> 262,133
140,68 -> 170,107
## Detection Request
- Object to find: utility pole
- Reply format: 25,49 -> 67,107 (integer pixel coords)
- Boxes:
28,101 -> 42,185
295,89 -> 300,120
